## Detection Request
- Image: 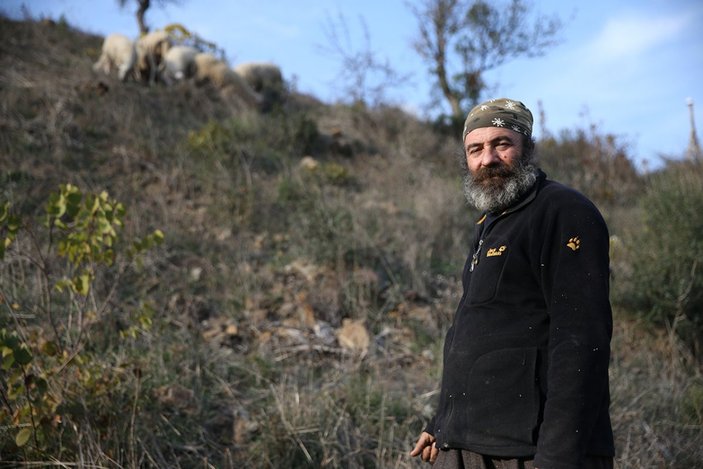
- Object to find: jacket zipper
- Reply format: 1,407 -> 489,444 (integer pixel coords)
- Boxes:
469,201 -> 524,273
469,239 -> 483,272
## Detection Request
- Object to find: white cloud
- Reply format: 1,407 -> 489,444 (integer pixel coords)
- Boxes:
585,12 -> 692,63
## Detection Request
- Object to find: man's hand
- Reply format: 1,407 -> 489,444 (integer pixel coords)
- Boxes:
410,431 -> 438,464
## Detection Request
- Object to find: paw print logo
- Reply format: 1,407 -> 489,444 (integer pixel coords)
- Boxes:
567,236 -> 581,251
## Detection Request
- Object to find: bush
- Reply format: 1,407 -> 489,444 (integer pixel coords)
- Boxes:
614,161 -> 703,358
0,185 -> 163,461
537,127 -> 641,212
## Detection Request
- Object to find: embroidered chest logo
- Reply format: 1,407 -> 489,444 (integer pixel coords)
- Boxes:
486,245 -> 507,257
567,236 -> 581,251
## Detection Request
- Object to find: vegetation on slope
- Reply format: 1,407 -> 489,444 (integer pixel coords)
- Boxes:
1,15 -> 701,468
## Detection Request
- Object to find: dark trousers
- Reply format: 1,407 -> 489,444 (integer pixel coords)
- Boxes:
433,449 -> 613,469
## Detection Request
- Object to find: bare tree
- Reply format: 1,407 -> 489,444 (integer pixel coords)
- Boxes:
117,0 -> 181,35
320,13 -> 410,108
408,0 -> 562,120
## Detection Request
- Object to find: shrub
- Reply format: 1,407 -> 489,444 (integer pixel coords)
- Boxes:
0,185 -> 163,461
537,127 -> 641,212
614,161 -> 703,358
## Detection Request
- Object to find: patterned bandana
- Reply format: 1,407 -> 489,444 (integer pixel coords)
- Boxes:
462,98 -> 533,141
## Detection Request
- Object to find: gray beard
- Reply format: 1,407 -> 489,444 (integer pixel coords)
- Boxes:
463,158 -> 538,213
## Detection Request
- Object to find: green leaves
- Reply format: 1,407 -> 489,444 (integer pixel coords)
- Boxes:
1,328 -> 33,370
15,428 -> 32,447
131,228 -> 165,256
41,185 -> 165,298
0,200 -> 21,259
47,184 -> 125,265
1,329 -> 39,447
1,184 -> 166,455
44,184 -> 131,296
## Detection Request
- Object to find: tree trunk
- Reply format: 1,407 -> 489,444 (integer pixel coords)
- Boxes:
429,1 -> 463,118
136,0 -> 150,34
436,62 -> 462,118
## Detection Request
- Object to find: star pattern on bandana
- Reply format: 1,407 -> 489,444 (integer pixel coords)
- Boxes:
464,98 -> 532,139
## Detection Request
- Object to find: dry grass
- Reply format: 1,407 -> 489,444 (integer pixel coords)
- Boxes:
610,312 -> 703,467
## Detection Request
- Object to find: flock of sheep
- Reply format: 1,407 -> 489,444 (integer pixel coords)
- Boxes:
92,30 -> 285,109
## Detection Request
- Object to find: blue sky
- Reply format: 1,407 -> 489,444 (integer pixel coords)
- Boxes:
4,0 -> 703,170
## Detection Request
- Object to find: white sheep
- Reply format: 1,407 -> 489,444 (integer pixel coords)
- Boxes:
135,29 -> 171,84
193,52 -> 220,86
233,61 -> 285,109
93,33 -> 136,82
193,54 -> 261,108
233,62 -> 284,93
162,45 -> 199,85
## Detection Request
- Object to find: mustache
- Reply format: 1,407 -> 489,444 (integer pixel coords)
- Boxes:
462,156 -> 538,212
472,162 -> 516,184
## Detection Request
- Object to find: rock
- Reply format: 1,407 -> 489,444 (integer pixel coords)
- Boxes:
336,318 -> 370,357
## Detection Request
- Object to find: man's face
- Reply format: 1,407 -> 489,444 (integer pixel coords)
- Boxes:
462,127 -> 536,212
464,126 -> 524,179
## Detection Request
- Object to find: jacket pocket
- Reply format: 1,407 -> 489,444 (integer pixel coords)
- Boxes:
467,239 -> 508,304
462,347 -> 541,446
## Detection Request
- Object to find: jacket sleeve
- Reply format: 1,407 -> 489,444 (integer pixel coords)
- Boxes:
534,196 -> 613,469
424,240 -> 477,440
423,416 -> 436,436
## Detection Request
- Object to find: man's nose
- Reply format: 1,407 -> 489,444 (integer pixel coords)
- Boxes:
480,147 -> 501,166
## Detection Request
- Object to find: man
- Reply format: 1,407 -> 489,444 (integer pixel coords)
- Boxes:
411,98 -> 614,469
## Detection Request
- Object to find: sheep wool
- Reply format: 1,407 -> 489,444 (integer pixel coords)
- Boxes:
162,45 -> 199,85
192,54 -> 262,109
93,33 -> 136,82
193,53 -> 220,86
233,62 -> 284,94
136,30 -> 171,84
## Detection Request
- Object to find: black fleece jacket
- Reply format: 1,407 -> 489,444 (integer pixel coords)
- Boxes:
426,171 -> 614,468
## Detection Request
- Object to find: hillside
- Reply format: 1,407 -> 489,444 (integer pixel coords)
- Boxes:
1,15 -> 702,468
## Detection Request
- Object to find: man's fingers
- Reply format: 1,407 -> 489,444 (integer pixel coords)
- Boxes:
409,438 -> 424,457
421,442 -> 439,463
410,432 -> 432,457
429,444 -> 439,463
420,442 -> 439,463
